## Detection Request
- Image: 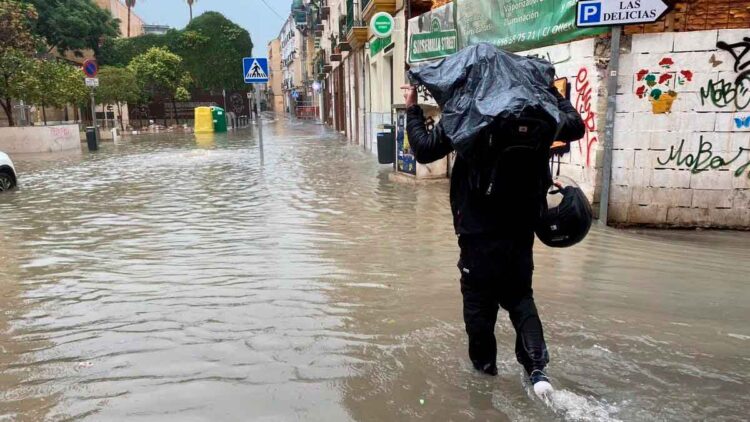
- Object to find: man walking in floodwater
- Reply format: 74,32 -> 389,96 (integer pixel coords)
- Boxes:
402,58 -> 585,396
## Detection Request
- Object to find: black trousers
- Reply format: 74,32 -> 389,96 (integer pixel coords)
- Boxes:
457,230 -> 549,374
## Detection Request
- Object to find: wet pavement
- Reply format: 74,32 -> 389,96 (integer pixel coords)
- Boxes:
1,119 -> 748,421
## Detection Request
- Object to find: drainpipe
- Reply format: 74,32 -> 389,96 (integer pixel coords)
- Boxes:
362,48 -> 367,152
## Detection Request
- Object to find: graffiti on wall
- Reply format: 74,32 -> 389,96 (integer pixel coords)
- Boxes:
657,136 -> 750,178
575,67 -> 597,167
634,58 -> 694,114
717,37 -> 750,85
701,78 -> 750,110
49,127 -> 73,138
700,36 -> 750,111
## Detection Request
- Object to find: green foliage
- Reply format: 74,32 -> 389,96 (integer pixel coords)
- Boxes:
128,47 -> 186,100
0,50 -> 36,125
174,86 -> 190,102
0,0 -> 40,54
100,11 -> 253,92
99,31 -> 181,67
26,59 -> 87,109
95,65 -> 141,105
180,12 -> 253,91
25,0 -> 120,57
0,50 -> 35,100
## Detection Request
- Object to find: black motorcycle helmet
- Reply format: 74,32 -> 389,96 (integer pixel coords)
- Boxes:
535,176 -> 593,248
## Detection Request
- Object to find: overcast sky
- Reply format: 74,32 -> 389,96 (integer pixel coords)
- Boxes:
133,0 -> 292,53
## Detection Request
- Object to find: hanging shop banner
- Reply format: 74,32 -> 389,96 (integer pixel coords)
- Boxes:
408,2 -> 458,64
455,0 -> 607,52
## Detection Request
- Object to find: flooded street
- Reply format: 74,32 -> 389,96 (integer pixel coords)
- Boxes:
1,120 -> 748,421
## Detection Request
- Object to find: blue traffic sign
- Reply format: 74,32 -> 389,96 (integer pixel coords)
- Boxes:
82,59 -> 98,78
578,2 -> 601,26
243,57 -> 269,84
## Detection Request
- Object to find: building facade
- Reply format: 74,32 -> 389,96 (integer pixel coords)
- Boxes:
283,0 -> 750,228
95,0 -> 145,37
267,39 -> 285,114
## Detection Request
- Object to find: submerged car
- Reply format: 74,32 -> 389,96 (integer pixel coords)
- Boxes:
0,151 -> 18,192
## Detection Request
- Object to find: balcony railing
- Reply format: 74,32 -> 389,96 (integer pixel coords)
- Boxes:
345,0 -> 368,48
346,0 -> 364,32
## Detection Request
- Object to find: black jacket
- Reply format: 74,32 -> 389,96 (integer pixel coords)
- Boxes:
406,91 -> 585,235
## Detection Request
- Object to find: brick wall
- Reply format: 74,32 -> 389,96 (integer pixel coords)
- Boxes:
612,29 -> 750,227
625,0 -> 750,34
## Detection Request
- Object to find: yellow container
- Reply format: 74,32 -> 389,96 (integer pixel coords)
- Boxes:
194,107 -> 214,133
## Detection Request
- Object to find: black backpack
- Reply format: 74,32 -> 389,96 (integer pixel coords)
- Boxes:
463,108 -> 559,201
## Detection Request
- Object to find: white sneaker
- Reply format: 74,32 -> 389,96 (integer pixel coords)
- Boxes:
530,369 -> 554,397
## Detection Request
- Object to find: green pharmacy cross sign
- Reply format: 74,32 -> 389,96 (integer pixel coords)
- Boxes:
409,17 -> 458,63
370,12 -> 395,38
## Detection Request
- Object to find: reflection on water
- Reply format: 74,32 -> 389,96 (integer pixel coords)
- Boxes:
1,121 -> 748,421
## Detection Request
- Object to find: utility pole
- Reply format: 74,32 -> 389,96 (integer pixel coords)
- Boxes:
253,89 -> 264,165
599,26 -> 622,225
90,89 -> 98,140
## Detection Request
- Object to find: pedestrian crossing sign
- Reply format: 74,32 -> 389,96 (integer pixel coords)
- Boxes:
243,57 -> 269,84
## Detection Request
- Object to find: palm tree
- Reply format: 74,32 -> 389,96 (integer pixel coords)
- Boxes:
186,0 -> 195,22
125,0 -> 136,37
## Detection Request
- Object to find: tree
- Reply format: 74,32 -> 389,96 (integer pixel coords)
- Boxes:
128,47 -> 190,124
178,12 -> 253,91
98,12 -> 254,93
0,0 -> 40,55
26,59 -> 87,124
186,0 -> 195,22
125,0 -> 136,38
26,0 -> 120,57
95,66 -> 141,130
98,31 -> 181,67
0,51 -> 37,126
0,0 -> 39,126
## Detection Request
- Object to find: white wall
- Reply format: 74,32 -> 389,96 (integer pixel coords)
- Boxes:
0,125 -> 81,154
612,29 -> 750,227
520,38 -> 604,202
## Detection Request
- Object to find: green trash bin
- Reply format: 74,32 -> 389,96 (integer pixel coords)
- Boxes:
211,106 -> 227,133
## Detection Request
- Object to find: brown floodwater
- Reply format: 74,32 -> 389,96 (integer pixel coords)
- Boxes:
1,120 -> 748,421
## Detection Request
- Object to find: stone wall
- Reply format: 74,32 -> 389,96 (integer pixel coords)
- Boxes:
612,29 -> 750,228
0,125 -> 82,154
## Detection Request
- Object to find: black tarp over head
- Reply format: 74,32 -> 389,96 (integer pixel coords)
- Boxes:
408,43 -> 562,156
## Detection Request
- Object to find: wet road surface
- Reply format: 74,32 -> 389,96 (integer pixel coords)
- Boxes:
1,119 -> 748,421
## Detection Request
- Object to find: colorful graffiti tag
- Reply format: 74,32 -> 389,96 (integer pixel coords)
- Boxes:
575,67 -> 597,167
634,57 -> 694,114
657,136 -> 750,178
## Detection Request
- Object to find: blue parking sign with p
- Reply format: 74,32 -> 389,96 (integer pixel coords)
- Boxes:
243,57 -> 269,84
579,2 -> 602,25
